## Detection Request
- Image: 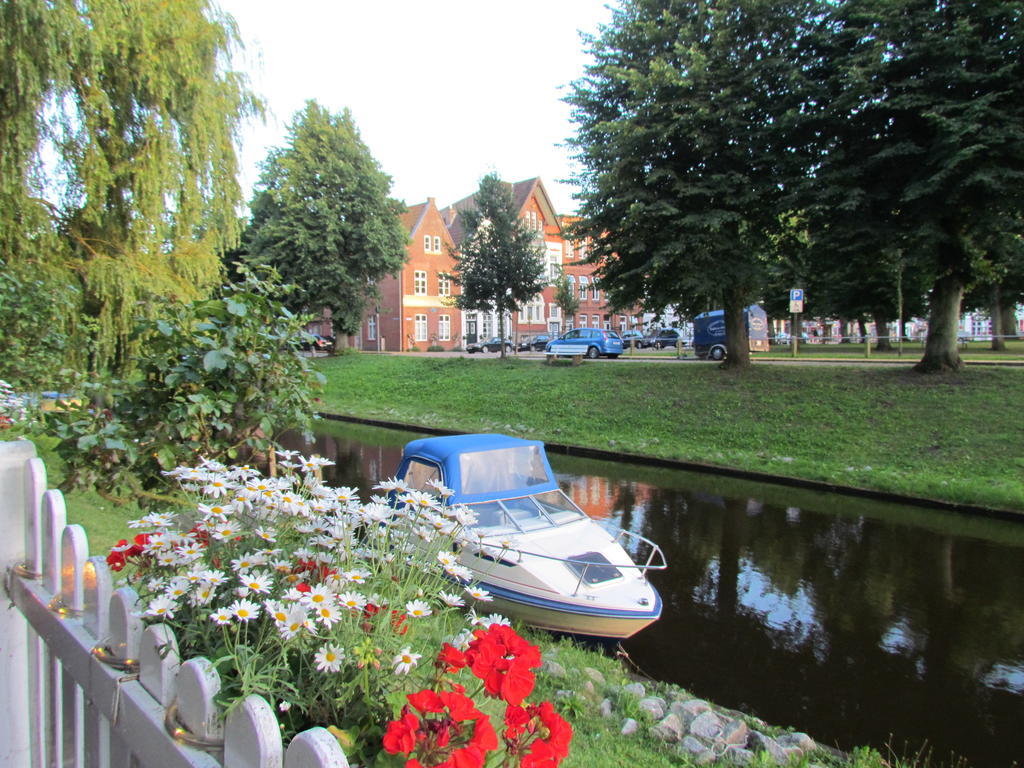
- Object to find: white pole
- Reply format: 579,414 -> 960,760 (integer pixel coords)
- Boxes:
0,439 -> 37,766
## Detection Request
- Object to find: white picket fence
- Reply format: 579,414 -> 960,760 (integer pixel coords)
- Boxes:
0,441 -> 351,768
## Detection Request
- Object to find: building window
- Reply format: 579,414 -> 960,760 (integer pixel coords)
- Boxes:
367,315 -> 377,340
438,275 -> 451,296
549,304 -> 560,319
415,314 -> 428,342
592,315 -> 601,328
549,263 -> 560,280
433,235 -> 441,252
423,235 -> 431,252
579,275 -> 588,300
565,241 -> 575,260
439,315 -> 451,341
414,270 -> 427,295
579,315 -> 588,328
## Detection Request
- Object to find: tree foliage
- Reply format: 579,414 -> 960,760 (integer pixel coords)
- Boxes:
446,174 -> 548,358
244,101 -> 409,337
798,0 -> 1024,370
45,268 -> 323,499
0,0 -> 259,373
567,0 -> 816,368
553,273 -> 581,328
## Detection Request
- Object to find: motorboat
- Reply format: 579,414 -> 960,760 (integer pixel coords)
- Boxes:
394,433 -> 666,639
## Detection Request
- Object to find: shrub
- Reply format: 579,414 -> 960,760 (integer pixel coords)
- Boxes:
46,268 -> 323,498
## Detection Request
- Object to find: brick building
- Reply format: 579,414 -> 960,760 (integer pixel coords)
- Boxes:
359,177 -> 630,351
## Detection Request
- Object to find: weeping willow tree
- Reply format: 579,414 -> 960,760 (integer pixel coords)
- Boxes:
0,0 -> 260,374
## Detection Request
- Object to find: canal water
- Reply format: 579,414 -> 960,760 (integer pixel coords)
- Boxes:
284,419 -> 1024,768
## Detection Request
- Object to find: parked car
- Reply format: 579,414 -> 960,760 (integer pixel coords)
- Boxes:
466,336 -> 513,353
620,330 -> 646,349
645,328 -> 685,350
530,334 -> 551,351
517,337 -> 534,352
295,332 -> 333,353
545,328 -> 624,359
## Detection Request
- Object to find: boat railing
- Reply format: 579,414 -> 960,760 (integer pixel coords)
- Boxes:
478,530 -> 667,596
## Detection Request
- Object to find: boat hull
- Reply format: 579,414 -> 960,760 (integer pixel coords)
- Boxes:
476,580 -> 662,640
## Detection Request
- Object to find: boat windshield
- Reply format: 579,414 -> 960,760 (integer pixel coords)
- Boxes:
467,490 -> 585,534
458,445 -> 550,496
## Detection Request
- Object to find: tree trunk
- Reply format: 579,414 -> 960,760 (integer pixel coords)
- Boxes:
497,310 -> 507,359
857,317 -> 868,344
875,319 -> 893,352
1001,303 -> 1019,341
989,284 -> 1005,351
721,290 -> 751,369
838,317 -> 851,343
915,273 -> 964,372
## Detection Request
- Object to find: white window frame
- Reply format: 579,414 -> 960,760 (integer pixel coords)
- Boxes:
414,270 -> 427,296
433,235 -> 441,253
438,314 -> 451,341
423,235 -> 431,252
592,314 -> 600,328
367,315 -> 377,340
414,314 -> 428,342
438,275 -> 451,297
579,315 -> 588,328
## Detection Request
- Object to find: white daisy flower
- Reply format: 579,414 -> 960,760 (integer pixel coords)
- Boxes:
337,591 -> 367,611
314,644 -> 346,673
229,599 -> 260,622
239,570 -> 274,595
300,584 -> 334,608
392,647 -> 421,675
437,551 -> 457,567
465,586 -> 493,602
313,603 -> 342,628
439,591 -> 465,608
210,608 -> 233,625
405,599 -> 432,618
279,606 -> 312,640
146,595 -> 177,618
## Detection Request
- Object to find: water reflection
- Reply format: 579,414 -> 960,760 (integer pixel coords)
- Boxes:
282,421 -> 1024,768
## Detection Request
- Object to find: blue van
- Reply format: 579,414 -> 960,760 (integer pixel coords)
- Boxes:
693,305 -> 770,360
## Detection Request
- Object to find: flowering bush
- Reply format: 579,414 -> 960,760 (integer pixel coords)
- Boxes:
383,623 -> 572,768
0,379 -> 33,429
104,451 -> 545,761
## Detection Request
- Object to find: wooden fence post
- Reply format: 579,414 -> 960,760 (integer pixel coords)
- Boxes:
0,440 -> 37,766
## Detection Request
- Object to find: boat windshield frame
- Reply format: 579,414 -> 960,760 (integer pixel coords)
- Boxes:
466,489 -> 586,534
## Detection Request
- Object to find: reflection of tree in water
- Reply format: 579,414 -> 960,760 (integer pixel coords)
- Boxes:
617,480 -> 1024,767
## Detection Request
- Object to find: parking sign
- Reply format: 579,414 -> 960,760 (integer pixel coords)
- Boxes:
789,288 -> 804,313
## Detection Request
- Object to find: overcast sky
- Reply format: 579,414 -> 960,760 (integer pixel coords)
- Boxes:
216,0 -> 615,216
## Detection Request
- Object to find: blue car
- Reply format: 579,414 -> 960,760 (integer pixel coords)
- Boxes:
545,328 -> 624,359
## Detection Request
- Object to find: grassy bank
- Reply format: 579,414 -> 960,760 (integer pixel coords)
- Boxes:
314,354 -> 1024,512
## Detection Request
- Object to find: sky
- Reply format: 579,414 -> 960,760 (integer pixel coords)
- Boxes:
216,0 -> 616,217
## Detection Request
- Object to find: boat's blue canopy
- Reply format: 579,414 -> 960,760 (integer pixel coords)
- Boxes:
398,433 -> 559,504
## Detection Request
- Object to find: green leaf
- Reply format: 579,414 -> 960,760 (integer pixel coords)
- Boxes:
203,348 -> 229,371
225,297 -> 248,317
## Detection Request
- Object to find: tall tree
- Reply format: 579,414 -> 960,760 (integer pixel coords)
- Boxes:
0,0 -> 258,373
553,272 -> 581,331
447,174 -> 547,359
566,0 -> 815,369
245,101 -> 408,340
802,0 -> 1024,372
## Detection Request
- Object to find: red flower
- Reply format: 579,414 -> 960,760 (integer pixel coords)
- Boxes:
436,643 -> 468,673
408,689 -> 445,714
384,690 -> 497,768
391,609 -> 409,635
382,709 -> 420,755
464,625 -> 542,705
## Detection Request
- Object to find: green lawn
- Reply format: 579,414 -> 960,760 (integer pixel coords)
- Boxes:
314,354 -> 1024,512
